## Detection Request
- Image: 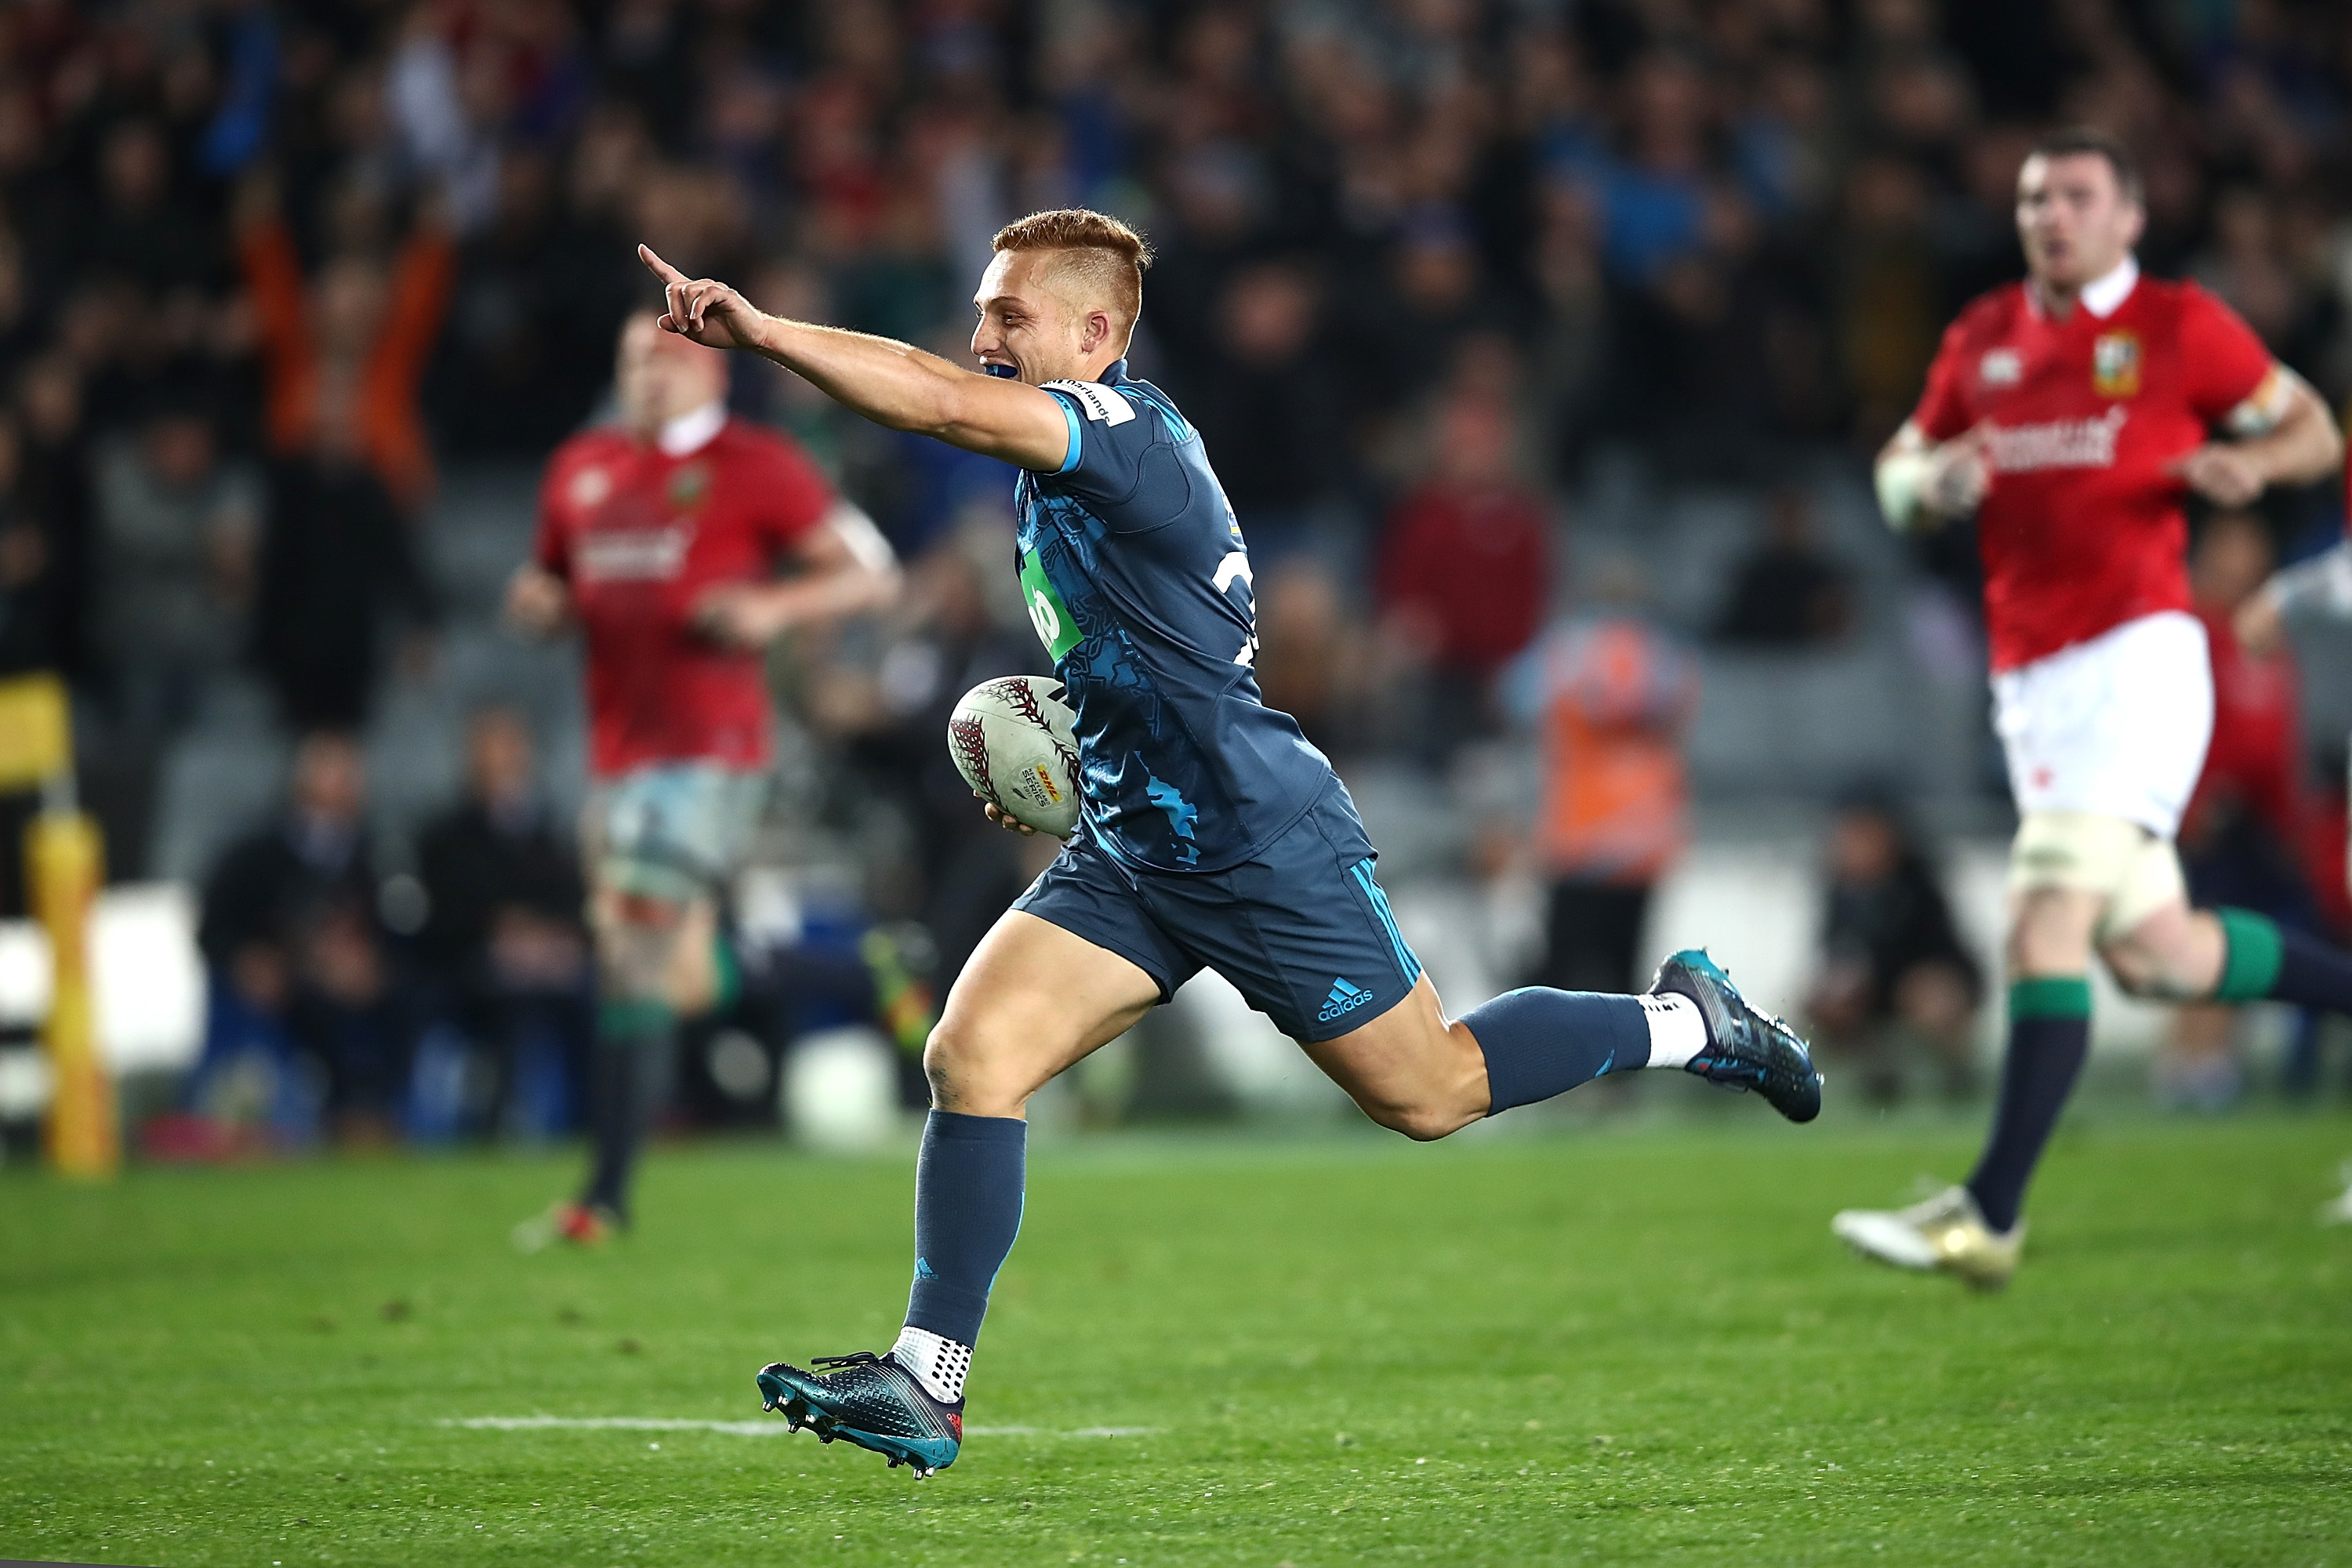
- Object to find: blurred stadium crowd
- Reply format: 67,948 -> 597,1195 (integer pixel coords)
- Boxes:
2,0 -> 2351,1150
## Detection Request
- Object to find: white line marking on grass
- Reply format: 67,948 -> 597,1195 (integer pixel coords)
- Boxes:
450,1417 -> 786,1436
443,1417 -> 1159,1439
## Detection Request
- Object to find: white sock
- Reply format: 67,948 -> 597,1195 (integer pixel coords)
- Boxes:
1639,993 -> 1707,1069
890,1326 -> 971,1404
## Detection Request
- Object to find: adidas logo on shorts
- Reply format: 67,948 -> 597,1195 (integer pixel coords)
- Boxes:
1319,977 -> 1374,1024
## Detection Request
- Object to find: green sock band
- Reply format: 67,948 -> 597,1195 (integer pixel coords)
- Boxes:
710,933 -> 742,1014
2009,976 -> 2092,1021
597,997 -> 673,1043
2213,906 -> 2285,1002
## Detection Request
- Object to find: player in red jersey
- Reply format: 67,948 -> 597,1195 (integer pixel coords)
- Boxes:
2238,419 -> 2352,1220
506,313 -> 898,1242
1833,129 -> 2344,1287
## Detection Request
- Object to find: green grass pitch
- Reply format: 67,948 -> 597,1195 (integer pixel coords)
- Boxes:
7,1108 -> 2352,1566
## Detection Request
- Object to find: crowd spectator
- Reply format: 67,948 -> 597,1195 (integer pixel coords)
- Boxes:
251,391 -> 437,731
1714,486 -> 1854,648
85,397 -> 261,877
197,731 -> 411,1143
1508,560 -> 1698,996
1171,260 -> 1352,559
1802,789 -> 1983,1105
416,706 -> 590,1137
1375,390 -> 1552,757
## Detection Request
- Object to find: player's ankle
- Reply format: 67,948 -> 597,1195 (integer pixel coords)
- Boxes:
891,1325 -> 971,1404
1637,993 -> 1705,1069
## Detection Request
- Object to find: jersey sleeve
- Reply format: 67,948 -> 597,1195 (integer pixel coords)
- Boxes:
532,450 -> 573,579
1038,380 -> 1174,523
1910,318 -> 1976,442
2176,284 -> 2276,425
747,429 -> 837,550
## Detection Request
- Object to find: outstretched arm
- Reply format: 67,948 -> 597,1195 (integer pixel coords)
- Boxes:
638,245 -> 1071,472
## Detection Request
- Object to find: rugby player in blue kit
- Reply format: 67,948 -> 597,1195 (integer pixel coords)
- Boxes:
637,210 -> 1820,1478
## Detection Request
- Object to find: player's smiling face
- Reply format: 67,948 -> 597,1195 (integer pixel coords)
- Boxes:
971,250 -> 1111,386
2016,152 -> 2143,296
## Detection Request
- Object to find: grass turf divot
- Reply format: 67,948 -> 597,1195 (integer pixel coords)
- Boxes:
5,1112 -> 2352,1565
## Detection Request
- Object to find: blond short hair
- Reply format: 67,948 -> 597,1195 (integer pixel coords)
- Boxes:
991,209 -> 1153,346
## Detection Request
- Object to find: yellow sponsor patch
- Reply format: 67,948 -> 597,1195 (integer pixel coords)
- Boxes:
1029,763 -> 1062,804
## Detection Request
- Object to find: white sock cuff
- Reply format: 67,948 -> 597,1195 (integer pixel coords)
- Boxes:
891,1325 -> 971,1404
1639,993 -> 1707,1069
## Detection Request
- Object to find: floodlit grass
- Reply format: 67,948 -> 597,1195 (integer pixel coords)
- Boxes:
5,1105 -> 2352,1566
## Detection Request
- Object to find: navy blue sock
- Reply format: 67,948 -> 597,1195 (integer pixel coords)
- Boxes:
1465,988 -> 1650,1115
2275,930 -> 2352,1014
1965,978 -> 2091,1235
2213,908 -> 2352,1015
904,1111 -> 1026,1347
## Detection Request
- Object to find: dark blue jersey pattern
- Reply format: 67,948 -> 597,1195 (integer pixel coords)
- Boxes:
1014,358 -> 1336,873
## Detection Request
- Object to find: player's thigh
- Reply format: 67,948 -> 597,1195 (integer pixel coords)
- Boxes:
1996,613 -> 2212,837
927,909 -> 1163,1116
1153,788 -> 1482,1137
2006,811 -> 2144,973
1298,973 -> 1488,1141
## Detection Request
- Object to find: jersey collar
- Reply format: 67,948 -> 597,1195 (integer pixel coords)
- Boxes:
2079,255 -> 2138,318
657,401 -> 727,457
2032,255 -> 2139,322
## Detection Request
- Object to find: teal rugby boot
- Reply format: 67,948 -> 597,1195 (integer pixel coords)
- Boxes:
757,1352 -> 962,1478
1648,949 -> 1823,1123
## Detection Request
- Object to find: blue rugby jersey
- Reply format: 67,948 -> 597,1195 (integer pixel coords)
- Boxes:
1014,358 -> 1334,873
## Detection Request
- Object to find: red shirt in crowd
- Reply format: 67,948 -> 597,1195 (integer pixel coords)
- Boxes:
535,412 -> 834,778
1375,481 -> 1549,675
1911,267 -> 2275,672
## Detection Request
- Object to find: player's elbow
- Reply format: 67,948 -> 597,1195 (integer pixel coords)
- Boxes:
2282,386 -> 2346,481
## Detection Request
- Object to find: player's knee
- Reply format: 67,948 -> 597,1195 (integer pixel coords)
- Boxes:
2101,952 -> 2164,999
2099,928 -> 2199,1001
921,1020 -> 1021,1114
1356,1094 -> 1463,1143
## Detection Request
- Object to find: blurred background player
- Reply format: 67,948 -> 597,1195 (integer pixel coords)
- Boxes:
2158,513 -> 2328,1112
506,313 -> 898,1243
1835,129 -> 2345,1288
2240,447 -> 2352,1217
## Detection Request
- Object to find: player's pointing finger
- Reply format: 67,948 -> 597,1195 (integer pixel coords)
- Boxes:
638,243 -> 688,285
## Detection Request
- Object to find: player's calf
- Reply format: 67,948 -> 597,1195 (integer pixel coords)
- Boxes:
1319,957 -> 1821,1131
2100,898 -> 2352,1016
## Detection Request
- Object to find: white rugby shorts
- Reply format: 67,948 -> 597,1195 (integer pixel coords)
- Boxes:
583,762 -> 769,903
1991,610 -> 2213,839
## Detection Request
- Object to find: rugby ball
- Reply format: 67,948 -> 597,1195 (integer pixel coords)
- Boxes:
947,675 -> 1082,837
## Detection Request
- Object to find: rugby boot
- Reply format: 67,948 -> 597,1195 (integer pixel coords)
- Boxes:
509,1200 -> 616,1254
1832,1185 -> 2023,1290
1647,949 -> 1823,1123
757,1352 -> 962,1478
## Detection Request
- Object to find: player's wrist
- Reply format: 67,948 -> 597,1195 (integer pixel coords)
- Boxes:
1874,451 -> 1933,532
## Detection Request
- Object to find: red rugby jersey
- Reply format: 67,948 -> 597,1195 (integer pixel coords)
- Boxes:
1912,271 -> 2274,671
534,414 -> 833,777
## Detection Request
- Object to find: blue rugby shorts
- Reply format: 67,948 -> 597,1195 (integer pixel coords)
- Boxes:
1012,781 -> 1424,1042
